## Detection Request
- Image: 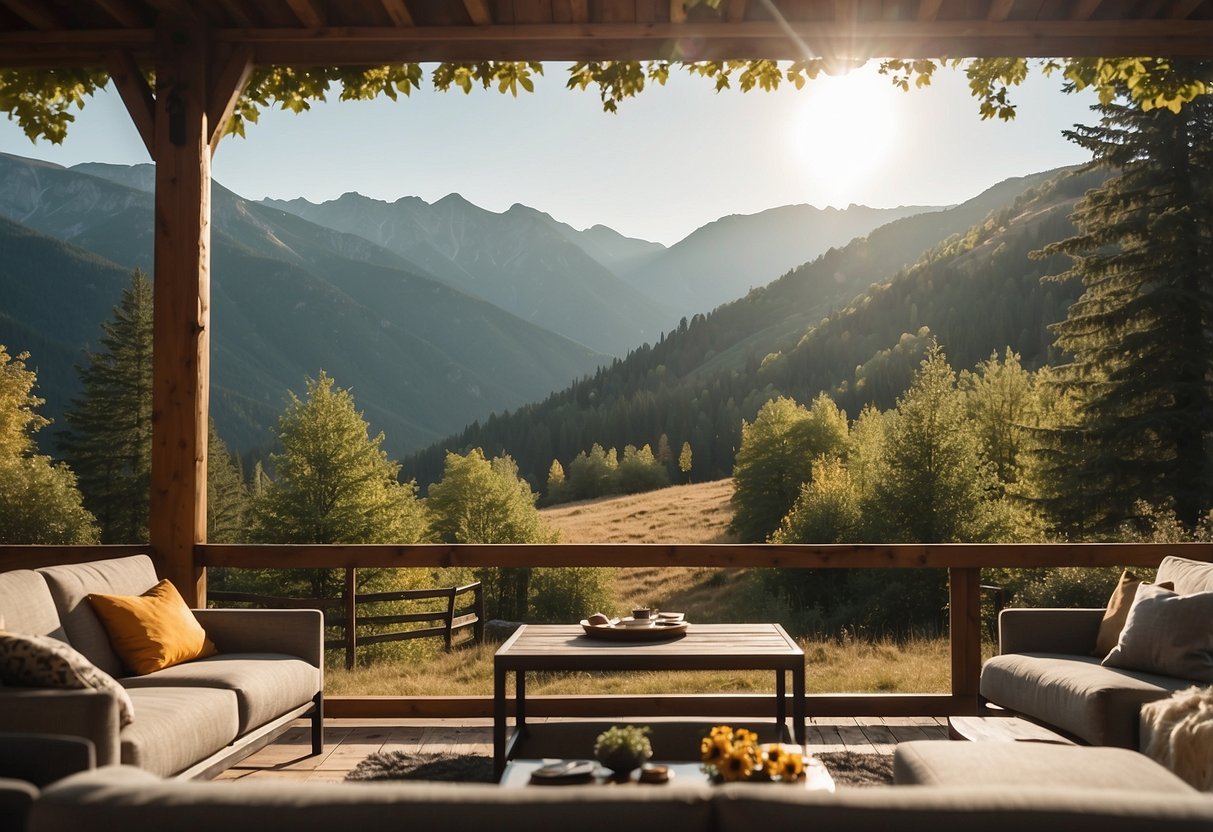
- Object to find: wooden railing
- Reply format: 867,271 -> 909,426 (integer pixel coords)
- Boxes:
5,541 -> 1211,720
209,568 -> 483,669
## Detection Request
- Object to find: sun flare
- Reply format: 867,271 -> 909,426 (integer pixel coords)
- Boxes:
791,69 -> 899,204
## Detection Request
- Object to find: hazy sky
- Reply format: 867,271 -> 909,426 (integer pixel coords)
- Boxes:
0,62 -> 1096,246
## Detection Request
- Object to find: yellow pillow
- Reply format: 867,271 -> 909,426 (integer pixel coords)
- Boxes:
87,579 -> 217,675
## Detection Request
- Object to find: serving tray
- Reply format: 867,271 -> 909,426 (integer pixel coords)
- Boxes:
579,619 -> 689,641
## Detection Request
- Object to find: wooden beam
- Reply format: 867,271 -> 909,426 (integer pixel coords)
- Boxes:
949,567 -> 982,702
917,0 -> 943,21
835,0 -> 859,24
144,0 -> 199,16
463,0 -> 493,25
149,15 -> 211,608
285,0 -> 326,27
1069,0 -> 1103,19
206,44 -> 253,155
1165,0 -> 1203,17
670,0 -> 687,24
569,0 -> 590,25
106,49 -> 155,157
726,0 -> 748,23
215,0 -> 258,27
196,541 -> 1213,570
0,546 -> 153,573
3,0 -> 62,30
987,0 -> 1015,21
326,693 -> 963,720
380,0 -> 415,26
94,0 -> 147,28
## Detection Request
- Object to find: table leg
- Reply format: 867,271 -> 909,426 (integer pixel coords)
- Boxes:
793,662 -> 806,745
516,670 -> 527,734
776,669 -> 787,737
493,664 -> 507,780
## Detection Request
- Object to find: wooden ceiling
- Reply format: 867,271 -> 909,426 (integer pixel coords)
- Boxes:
1,1 -> 1212,67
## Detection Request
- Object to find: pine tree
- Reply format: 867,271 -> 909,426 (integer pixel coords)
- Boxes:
678,441 -> 693,483
545,458 -> 567,505
1038,68 -> 1213,531
59,270 -> 153,543
0,345 -> 98,543
207,421 -> 250,544
251,372 -> 429,596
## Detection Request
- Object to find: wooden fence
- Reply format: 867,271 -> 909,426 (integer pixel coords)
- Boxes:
209,568 -> 483,669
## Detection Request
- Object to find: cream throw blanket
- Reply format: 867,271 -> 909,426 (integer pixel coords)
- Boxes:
1140,686 -> 1213,791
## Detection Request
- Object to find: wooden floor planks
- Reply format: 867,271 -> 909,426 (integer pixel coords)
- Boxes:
219,716 -> 948,782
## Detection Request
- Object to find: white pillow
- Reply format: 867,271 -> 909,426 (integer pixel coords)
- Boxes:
0,631 -> 134,724
1102,583 -> 1213,682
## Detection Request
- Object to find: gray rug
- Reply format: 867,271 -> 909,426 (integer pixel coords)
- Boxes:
346,750 -> 892,787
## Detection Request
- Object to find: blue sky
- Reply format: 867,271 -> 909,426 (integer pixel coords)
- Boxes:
0,62 -> 1096,245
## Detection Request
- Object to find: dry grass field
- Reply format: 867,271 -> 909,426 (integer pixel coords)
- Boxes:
323,480 -> 953,697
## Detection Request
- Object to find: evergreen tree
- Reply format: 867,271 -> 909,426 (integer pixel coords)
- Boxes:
729,394 -> 848,542
0,345 -> 98,544
865,344 -> 1005,543
1038,68 -> 1213,531
251,372 -> 429,595
207,421 -> 250,544
59,270 -> 152,543
545,458 -> 567,505
678,442 -> 693,482
617,443 -> 669,494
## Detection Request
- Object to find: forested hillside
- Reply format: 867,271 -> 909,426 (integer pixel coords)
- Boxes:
0,154 -> 607,457
402,167 -> 1096,491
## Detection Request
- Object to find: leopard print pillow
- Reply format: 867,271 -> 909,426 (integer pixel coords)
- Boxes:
0,631 -> 134,725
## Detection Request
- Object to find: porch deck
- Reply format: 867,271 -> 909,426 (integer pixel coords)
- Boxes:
216,716 -> 949,783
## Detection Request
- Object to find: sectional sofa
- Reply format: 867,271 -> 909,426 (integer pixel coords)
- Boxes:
0,555 -> 323,778
980,555 -> 1213,748
18,756 -> 1213,832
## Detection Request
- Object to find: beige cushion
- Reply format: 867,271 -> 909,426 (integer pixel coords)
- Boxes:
981,653 -> 1191,747
0,570 -> 65,640
1157,556 -> 1213,595
1094,570 -> 1173,658
1103,584 -> 1213,682
0,632 -> 134,725
893,741 -> 1196,792
38,556 -> 160,678
122,654 -> 318,733
121,687 -> 239,777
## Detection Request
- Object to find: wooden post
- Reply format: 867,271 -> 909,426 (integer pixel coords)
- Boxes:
949,566 -> 982,712
149,17 -> 212,607
344,567 -> 357,670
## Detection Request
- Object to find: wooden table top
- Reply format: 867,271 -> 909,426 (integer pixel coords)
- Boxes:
500,755 -> 834,792
495,623 -> 804,672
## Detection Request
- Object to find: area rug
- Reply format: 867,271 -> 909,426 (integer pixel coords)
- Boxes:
346,750 -> 893,787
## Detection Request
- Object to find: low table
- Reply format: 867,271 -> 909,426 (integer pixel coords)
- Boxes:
493,623 -> 807,779
948,715 -> 1077,744
501,755 -> 835,791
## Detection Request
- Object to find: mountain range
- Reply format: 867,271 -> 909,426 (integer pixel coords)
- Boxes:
0,151 -> 936,459
401,165 -> 1093,490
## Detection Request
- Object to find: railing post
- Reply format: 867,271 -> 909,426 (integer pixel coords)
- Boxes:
949,566 -> 981,712
444,587 -> 457,652
344,567 -> 357,671
473,581 -> 485,644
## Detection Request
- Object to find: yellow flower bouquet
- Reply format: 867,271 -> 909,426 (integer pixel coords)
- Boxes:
700,725 -> 806,784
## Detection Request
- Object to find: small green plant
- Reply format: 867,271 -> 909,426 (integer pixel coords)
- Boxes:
593,724 -> 652,774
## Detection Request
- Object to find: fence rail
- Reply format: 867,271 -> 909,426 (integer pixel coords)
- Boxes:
208,568 -> 484,669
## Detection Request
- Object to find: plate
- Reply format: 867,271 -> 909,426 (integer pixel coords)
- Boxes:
529,759 -> 597,785
580,619 -> 689,641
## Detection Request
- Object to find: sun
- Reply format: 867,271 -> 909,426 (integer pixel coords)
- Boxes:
790,68 -> 899,205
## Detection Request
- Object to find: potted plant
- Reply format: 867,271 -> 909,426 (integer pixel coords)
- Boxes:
593,724 -> 653,776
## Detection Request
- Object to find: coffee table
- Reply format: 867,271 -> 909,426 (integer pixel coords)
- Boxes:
493,623 -> 806,778
948,715 -> 1076,744
500,755 -> 835,791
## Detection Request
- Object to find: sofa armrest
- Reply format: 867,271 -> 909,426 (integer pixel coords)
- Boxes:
192,608 -> 324,668
998,608 -> 1104,655
0,689 -> 119,766
0,733 -> 95,786
0,777 -> 38,832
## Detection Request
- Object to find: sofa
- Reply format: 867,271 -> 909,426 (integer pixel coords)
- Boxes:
980,555 -> 1213,748
0,555 -> 323,778
20,759 -> 1213,832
